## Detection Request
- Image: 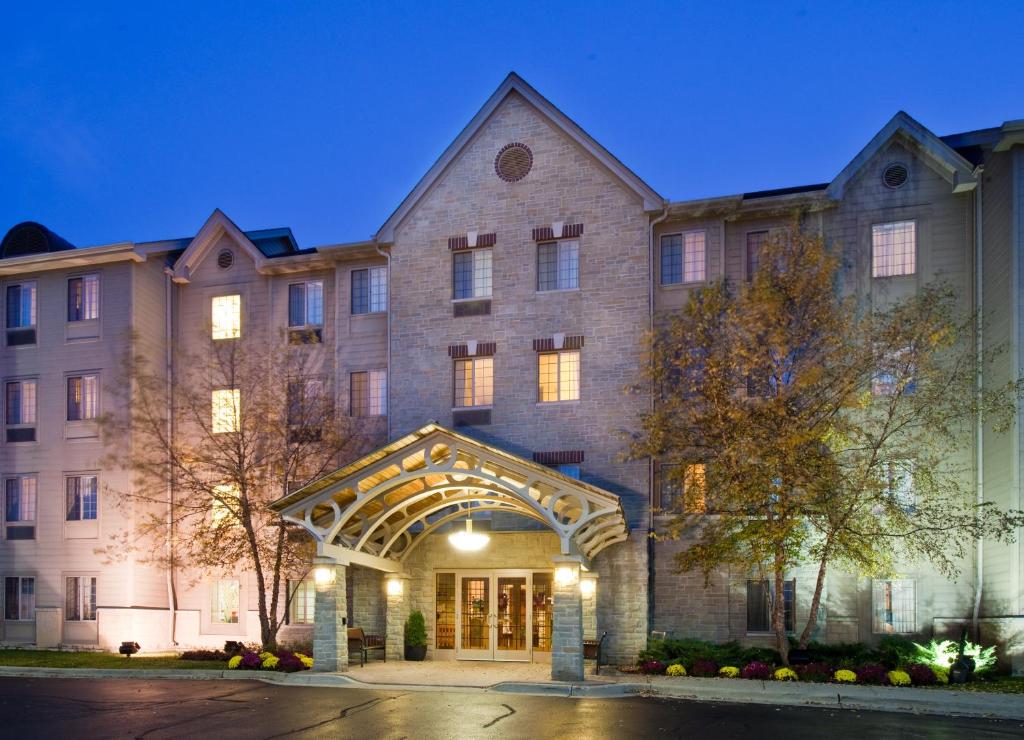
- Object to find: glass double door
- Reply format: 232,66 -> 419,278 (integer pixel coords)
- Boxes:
456,571 -> 531,661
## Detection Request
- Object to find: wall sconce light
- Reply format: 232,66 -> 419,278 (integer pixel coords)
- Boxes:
580,578 -> 596,597
314,565 -> 335,586
554,566 -> 578,587
386,578 -> 404,597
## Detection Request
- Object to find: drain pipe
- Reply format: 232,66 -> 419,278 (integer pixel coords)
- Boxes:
647,202 -> 670,636
972,168 -> 985,640
163,267 -> 178,646
374,242 -> 392,439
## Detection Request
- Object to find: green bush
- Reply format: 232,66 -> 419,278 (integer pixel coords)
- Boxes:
404,610 -> 427,647
640,638 -> 779,669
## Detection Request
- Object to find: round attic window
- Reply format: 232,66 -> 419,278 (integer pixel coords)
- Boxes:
882,162 -> 909,189
494,143 -> 533,182
217,249 -> 234,269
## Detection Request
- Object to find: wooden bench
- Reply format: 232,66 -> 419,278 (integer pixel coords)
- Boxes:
347,627 -> 386,666
583,631 -> 607,675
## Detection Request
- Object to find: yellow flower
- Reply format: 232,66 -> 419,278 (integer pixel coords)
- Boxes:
259,651 -> 273,660
666,664 -> 687,677
227,655 -> 242,669
933,666 -> 949,685
834,669 -> 857,683
261,655 -> 280,670
887,670 -> 911,687
774,667 -> 798,681
719,666 -> 740,678
296,653 -> 313,669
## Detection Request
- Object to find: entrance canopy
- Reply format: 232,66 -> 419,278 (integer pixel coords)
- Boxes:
269,423 -> 628,571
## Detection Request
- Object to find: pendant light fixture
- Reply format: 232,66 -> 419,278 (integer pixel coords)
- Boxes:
448,516 -> 490,552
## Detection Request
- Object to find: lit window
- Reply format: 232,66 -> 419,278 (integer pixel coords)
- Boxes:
211,295 -> 241,339
454,357 -> 493,408
289,579 -> 315,624
68,275 -> 100,322
66,374 -> 99,421
537,240 -> 579,291
884,460 -> 915,512
352,267 -> 387,315
65,576 -> 97,621
211,579 -> 240,624
538,351 -> 579,402
453,249 -> 492,300
746,231 -> 768,281
288,281 -> 323,327
5,379 -> 37,442
661,232 -> 706,285
873,579 -> 916,633
746,579 -> 794,633
660,463 -> 707,513
211,484 -> 239,528
4,476 -> 36,540
351,370 -> 386,417
66,475 -> 98,521
872,221 -> 916,278
872,347 -> 916,396
4,577 -> 35,620
212,389 -> 240,433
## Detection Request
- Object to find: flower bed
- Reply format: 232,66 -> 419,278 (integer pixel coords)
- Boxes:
228,649 -> 313,672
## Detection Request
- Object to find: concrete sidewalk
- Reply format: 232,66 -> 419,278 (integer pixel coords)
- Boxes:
0,665 -> 1020,721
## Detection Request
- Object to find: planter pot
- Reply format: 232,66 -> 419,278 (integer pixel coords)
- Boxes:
405,645 -> 427,661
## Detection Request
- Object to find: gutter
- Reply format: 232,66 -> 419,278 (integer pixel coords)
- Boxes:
163,268 -> 178,646
374,242 -> 393,438
972,166 -> 984,640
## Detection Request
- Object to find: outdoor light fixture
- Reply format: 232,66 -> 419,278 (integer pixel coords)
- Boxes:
580,578 -> 596,597
386,578 -> 403,596
554,566 -> 578,587
448,517 -> 489,551
313,562 -> 335,586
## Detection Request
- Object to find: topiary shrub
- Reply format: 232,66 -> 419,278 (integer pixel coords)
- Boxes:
796,662 -> 832,683
906,663 -> 937,686
741,661 -> 773,680
690,659 -> 718,677
855,663 -> 889,685
404,610 -> 427,648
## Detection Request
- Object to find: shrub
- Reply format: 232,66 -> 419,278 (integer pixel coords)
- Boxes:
803,641 -> 878,669
261,655 -> 280,670
280,640 -> 313,657
274,651 -> 304,673
179,649 -> 228,661
887,670 -> 911,687
239,651 -> 262,670
297,653 -> 313,669
719,666 -> 739,678
796,662 -> 832,683
855,664 -> 889,685
774,667 -> 798,681
912,639 -> 998,675
639,660 -> 667,675
833,669 -> 857,683
690,659 -> 718,678
666,664 -> 687,677
933,666 -> 950,685
738,646 -> 782,666
906,663 -> 937,686
639,638 -> 779,669
223,641 -> 258,656
227,655 -> 242,669
876,636 -> 918,668
405,610 -> 427,648
741,661 -> 773,680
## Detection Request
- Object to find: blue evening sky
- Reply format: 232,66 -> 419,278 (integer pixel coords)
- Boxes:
1,1 -> 1021,248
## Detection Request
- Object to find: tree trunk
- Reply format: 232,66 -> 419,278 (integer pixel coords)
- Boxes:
798,553 -> 830,649
773,551 -> 789,665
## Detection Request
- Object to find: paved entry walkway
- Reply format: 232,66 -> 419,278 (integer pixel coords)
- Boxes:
341,660 -> 560,687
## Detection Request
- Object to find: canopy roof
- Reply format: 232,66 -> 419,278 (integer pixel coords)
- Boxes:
270,423 -> 629,570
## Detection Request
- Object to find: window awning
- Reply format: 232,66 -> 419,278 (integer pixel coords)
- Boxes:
269,423 -> 629,571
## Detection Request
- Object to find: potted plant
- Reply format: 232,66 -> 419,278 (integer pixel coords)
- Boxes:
404,610 -> 427,661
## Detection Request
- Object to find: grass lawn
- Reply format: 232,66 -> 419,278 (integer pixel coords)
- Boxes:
941,675 -> 1024,694
0,649 -> 224,670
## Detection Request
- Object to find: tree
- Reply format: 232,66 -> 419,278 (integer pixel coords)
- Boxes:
100,329 -> 365,648
632,222 -> 1024,662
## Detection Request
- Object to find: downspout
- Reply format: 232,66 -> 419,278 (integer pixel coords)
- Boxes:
375,243 -> 392,439
972,167 -> 985,640
647,202 -> 670,637
163,267 -> 178,646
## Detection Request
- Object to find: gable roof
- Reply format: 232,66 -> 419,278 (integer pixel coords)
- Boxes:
375,72 -> 664,242
170,209 -> 271,283
827,111 -> 977,200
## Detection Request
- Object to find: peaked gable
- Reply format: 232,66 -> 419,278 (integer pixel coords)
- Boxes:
375,72 -> 664,242
171,209 -> 269,283
828,111 -> 977,200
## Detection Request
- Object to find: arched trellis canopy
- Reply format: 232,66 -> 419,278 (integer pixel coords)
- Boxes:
269,423 -> 629,572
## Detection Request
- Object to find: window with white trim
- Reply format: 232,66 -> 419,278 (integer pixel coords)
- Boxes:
67,374 -> 99,421
746,231 -> 768,281
68,275 -> 100,322
4,476 -> 36,540
5,379 -> 37,442
6,282 -> 36,345
872,221 -> 916,278
211,295 -> 241,339
211,389 -> 240,433
453,250 -> 492,299
872,578 -> 916,633
351,370 -> 386,417
65,576 -> 97,621
352,267 -> 387,314
66,475 -> 98,521
211,483 -> 239,528
538,351 -> 580,402
288,281 -> 324,327
4,576 -> 34,620
661,232 -> 706,285
537,240 -> 579,291
211,579 -> 240,624
453,357 -> 493,408
288,579 -> 315,624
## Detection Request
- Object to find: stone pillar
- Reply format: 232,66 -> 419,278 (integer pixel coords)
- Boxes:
551,558 -> 584,682
385,574 -> 410,661
313,563 -> 348,672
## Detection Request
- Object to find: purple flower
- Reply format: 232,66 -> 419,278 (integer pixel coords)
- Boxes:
741,661 -> 773,680
855,663 -> 889,685
239,651 -> 262,670
690,659 -> 718,678
796,662 -> 832,683
906,663 -> 937,686
639,660 -> 666,675
274,651 -> 305,673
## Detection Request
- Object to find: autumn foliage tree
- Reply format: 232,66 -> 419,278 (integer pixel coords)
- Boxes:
631,223 -> 1023,662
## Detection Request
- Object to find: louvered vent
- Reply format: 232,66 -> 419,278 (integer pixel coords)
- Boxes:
882,163 -> 909,189
494,143 -> 533,182
217,249 -> 234,269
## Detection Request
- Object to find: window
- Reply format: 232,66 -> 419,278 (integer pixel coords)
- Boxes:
211,484 -> 239,528
872,221 -> 916,278
5,379 -> 37,442
211,389 -> 240,433
66,475 -> 98,521
661,232 -> 706,285
352,267 -> 387,315
873,579 -> 916,633
351,370 -> 386,417
660,463 -> 707,513
746,579 -> 795,633
66,374 -> 99,421
746,231 -> 768,281
211,579 -> 240,624
287,378 -> 325,441
289,579 -> 315,624
538,351 -> 579,402
65,576 -> 97,621
872,347 -> 916,396
537,240 -> 579,291
288,281 -> 324,327
67,275 -> 100,322
884,460 -> 915,512
211,295 -> 241,339
453,250 -> 492,300
4,476 -> 36,540
4,577 -> 34,620
6,282 -> 36,345
453,358 -> 493,408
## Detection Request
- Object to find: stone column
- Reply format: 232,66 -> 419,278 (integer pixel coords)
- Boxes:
313,563 -> 348,672
385,574 -> 411,661
551,558 -> 584,682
